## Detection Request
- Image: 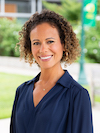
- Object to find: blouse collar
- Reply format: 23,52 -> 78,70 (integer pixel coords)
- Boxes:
26,70 -> 73,88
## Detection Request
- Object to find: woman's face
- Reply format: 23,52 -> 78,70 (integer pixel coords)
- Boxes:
30,22 -> 64,69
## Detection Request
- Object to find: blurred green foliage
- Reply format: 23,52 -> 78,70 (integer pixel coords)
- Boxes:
85,21 -> 100,63
0,18 -> 21,57
74,21 -> 100,63
97,0 -> 100,14
43,0 -> 81,24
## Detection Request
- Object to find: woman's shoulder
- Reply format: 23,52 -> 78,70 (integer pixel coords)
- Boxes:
63,70 -> 89,98
63,70 -> 87,90
70,77 -> 90,100
16,77 -> 35,94
16,72 -> 40,93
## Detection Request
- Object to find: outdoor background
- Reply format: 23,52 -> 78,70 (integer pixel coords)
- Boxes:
0,0 -> 100,133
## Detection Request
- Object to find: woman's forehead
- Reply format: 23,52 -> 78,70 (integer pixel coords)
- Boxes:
30,23 -> 60,40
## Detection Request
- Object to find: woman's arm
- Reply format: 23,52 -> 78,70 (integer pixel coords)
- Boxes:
72,89 -> 93,133
10,88 -> 19,133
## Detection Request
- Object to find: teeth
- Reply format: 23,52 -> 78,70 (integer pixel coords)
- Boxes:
40,56 -> 52,60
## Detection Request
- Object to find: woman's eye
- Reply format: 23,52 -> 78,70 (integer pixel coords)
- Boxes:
47,41 -> 54,44
33,42 -> 40,45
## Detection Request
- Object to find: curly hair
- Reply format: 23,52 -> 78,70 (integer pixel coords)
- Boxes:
17,9 -> 81,66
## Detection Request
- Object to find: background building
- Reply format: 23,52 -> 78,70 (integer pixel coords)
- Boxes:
0,0 -> 61,23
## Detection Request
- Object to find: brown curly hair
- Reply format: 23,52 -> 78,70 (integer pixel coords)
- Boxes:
17,9 -> 81,66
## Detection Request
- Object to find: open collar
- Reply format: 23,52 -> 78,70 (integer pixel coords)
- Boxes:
56,70 -> 73,88
26,70 -> 73,88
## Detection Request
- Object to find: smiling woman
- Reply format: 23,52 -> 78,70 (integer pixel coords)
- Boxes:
10,9 -> 93,133
17,9 -> 81,66
30,22 -> 64,69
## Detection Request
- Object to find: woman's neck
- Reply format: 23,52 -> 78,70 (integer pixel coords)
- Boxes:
39,64 -> 65,84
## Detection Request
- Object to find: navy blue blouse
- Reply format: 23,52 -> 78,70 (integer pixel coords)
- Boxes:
10,70 -> 93,133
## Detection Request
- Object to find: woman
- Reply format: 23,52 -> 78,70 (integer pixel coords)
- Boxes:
10,9 -> 93,133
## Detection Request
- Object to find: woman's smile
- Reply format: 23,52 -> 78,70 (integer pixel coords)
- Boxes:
39,55 -> 53,61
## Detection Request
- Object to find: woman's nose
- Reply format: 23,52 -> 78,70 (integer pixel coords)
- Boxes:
39,43 -> 48,53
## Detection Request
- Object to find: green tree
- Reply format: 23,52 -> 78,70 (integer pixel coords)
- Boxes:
97,0 -> 100,14
0,18 -> 21,57
85,21 -> 100,63
43,0 -> 81,24
74,20 -> 100,63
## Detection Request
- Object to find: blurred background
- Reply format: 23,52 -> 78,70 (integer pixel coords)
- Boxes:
0,0 -> 100,133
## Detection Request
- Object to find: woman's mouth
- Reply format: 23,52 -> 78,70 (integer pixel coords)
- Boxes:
39,55 -> 53,61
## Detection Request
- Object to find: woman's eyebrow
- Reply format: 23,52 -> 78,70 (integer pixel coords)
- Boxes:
45,37 -> 55,40
32,38 -> 55,42
32,39 -> 40,42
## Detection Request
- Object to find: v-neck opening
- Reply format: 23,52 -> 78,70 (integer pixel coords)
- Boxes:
32,83 -> 58,109
31,71 -> 67,109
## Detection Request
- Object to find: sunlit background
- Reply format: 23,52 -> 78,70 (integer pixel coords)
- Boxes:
0,0 -> 100,133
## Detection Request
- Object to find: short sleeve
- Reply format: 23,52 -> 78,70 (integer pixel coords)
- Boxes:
72,89 -> 93,133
